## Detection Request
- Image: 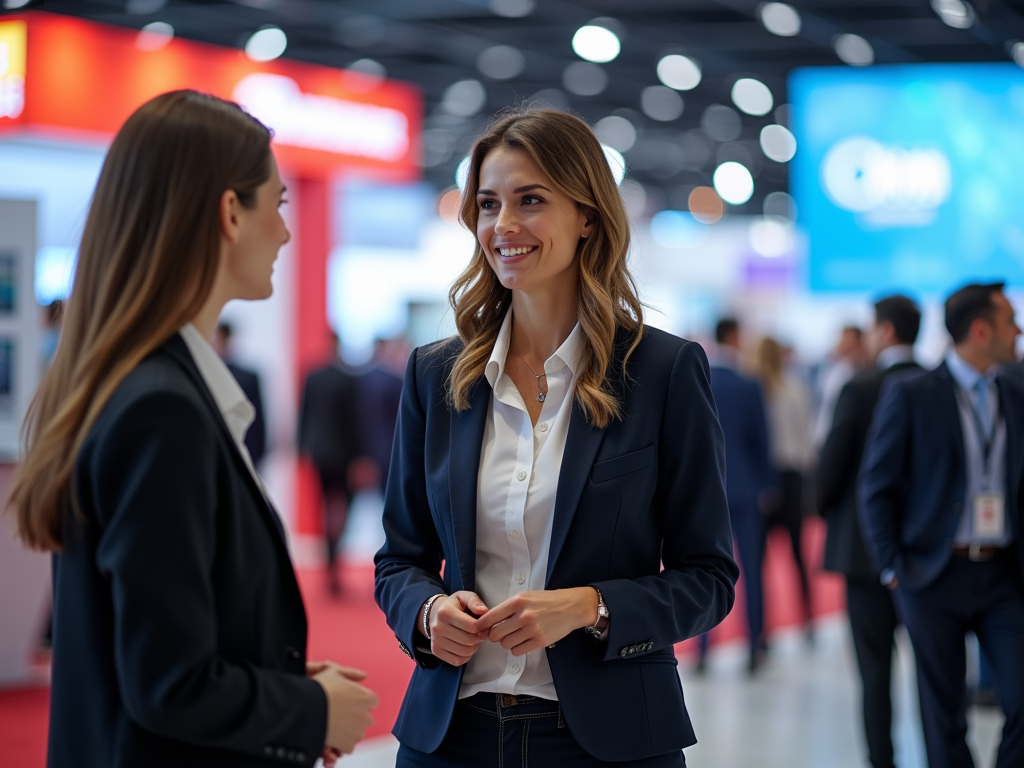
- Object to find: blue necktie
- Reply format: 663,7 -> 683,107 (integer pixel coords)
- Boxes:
974,379 -> 992,441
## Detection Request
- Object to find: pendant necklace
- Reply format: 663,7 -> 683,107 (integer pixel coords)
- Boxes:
510,339 -> 548,403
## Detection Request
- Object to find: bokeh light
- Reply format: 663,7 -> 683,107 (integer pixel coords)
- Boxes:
135,21 -> 173,51
657,54 -> 702,91
731,78 -> 773,116
641,86 -> 684,121
603,145 -> 627,185
650,210 -> 709,249
834,34 -> 874,66
594,115 -> 637,151
713,162 -> 754,205
760,124 -> 797,162
759,3 -> 801,37
572,25 -> 621,63
438,188 -> 462,223
477,45 -> 525,80
748,216 -> 794,257
688,186 -> 725,224
245,26 -> 287,62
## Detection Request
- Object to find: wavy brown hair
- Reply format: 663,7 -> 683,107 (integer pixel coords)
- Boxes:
10,90 -> 272,550
448,109 -> 643,427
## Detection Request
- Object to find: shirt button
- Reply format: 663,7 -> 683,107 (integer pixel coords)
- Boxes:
517,470 -> 527,481
538,423 -> 549,432
516,572 -> 525,584
512,664 -> 521,674
512,529 -> 520,538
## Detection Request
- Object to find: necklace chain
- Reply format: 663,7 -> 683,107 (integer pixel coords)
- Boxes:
510,339 -> 548,403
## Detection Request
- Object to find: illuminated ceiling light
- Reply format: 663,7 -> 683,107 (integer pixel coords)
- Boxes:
443,79 -> 487,116
343,58 -> 386,92
702,104 -> 742,143
603,145 -> 627,185
688,187 -> 724,224
641,86 -> 684,122
731,78 -> 773,116
713,161 -> 754,205
477,45 -> 526,80
657,54 -> 701,91
135,21 -> 174,51
125,0 -> 166,13
931,0 -> 975,28
650,210 -> 709,249
594,115 -> 636,152
748,217 -> 794,258
763,190 -> 796,220
759,3 -> 801,37
759,124 -> 797,162
834,33 -> 874,66
489,0 -> 535,18
563,61 -> 608,96
245,26 -> 287,62
572,24 -> 621,63
1011,41 -> 1024,69
455,156 -> 472,191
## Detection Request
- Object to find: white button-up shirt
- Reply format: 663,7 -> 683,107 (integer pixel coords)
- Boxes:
178,324 -> 273,506
459,310 -> 583,701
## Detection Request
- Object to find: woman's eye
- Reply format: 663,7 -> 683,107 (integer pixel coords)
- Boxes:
523,195 -> 543,205
278,198 -> 289,208
479,199 -> 496,210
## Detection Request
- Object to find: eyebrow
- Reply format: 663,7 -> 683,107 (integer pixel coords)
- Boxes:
477,184 -> 552,196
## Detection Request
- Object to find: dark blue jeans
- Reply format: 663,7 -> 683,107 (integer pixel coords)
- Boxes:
395,693 -> 687,768
900,549 -> 1024,768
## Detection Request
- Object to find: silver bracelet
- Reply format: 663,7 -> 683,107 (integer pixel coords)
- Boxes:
422,594 -> 445,640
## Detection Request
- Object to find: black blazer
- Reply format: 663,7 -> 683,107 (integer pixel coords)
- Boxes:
49,335 -> 326,768
374,327 -> 738,762
858,361 -> 1024,591
818,360 -> 919,580
297,364 -> 363,487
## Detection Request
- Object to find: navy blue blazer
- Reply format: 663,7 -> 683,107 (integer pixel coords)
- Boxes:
374,326 -> 738,762
708,365 -> 775,515
858,362 -> 1024,591
50,336 -> 326,768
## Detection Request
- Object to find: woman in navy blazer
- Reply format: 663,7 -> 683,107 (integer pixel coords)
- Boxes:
9,91 -> 377,767
374,109 -> 738,767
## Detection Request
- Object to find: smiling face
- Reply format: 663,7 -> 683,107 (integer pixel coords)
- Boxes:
475,146 -> 593,296
222,155 -> 290,301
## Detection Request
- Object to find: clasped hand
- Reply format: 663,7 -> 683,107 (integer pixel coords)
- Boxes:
424,588 -> 599,667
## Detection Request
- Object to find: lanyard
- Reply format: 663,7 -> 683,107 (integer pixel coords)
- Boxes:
954,382 -> 999,482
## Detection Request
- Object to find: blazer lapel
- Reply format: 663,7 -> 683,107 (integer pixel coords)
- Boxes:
936,362 -> 966,467
161,335 -> 288,545
448,380 -> 491,591
546,398 -> 607,584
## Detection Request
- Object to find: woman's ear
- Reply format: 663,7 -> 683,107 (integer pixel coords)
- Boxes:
220,189 -> 242,244
580,210 -> 596,240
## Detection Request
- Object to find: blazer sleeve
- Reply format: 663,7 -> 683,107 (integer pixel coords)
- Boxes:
816,379 -> 861,515
373,348 -> 448,668
592,342 -> 739,661
89,390 -> 327,761
857,377 -> 910,576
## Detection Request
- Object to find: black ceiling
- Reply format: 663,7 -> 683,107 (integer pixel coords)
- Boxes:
9,0 -> 1024,215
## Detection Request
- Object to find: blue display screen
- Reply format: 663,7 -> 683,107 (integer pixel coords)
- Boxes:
790,63 -> 1024,294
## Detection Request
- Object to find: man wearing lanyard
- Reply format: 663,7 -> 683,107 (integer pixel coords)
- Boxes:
860,282 -> 1024,768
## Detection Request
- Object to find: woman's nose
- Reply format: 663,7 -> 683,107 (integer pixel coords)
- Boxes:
495,205 -> 520,235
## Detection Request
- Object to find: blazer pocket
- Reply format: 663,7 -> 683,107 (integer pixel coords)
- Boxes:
591,444 -> 656,484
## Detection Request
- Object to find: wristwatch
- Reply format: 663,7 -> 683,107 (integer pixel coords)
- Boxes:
585,588 -> 610,639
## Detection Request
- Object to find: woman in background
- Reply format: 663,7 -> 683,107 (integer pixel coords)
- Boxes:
755,336 -> 815,637
9,90 -> 376,768
375,109 -> 737,767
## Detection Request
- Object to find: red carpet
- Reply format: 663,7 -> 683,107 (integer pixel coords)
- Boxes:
0,518 -> 843,767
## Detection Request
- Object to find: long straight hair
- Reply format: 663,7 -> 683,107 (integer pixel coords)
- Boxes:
449,109 -> 643,427
10,90 -> 272,551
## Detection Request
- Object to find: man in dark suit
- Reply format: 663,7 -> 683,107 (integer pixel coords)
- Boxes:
818,295 -> 921,768
704,318 -> 776,673
355,337 -> 405,495
297,333 -> 364,596
213,321 -> 266,466
860,283 -> 1024,768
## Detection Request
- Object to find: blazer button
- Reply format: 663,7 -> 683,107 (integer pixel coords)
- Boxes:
264,746 -> 274,756
620,647 -> 629,658
296,753 -> 306,763
285,646 -> 301,661
276,747 -> 287,758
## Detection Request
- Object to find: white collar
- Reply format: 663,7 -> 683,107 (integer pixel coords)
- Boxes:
178,323 -> 255,447
485,309 -> 585,389
876,344 -> 915,370
946,349 -> 998,392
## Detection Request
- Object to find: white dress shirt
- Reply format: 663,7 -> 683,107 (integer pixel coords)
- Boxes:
178,324 -> 273,506
459,310 -> 583,702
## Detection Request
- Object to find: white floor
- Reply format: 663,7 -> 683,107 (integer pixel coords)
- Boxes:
329,617 -> 1005,768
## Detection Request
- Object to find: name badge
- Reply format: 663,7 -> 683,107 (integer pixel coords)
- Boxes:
973,493 -> 1005,538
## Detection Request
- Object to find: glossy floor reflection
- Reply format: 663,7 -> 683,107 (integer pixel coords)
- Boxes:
334,617 -> 1004,768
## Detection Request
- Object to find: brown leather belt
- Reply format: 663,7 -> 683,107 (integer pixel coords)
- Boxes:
952,544 -> 1006,561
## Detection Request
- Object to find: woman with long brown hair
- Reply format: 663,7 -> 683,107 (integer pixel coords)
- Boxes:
9,90 -> 377,768
374,109 -> 738,767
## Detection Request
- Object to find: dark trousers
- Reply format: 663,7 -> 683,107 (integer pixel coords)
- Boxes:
768,469 -> 812,623
846,576 -> 901,768
899,550 -> 1024,768
396,693 -> 687,768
